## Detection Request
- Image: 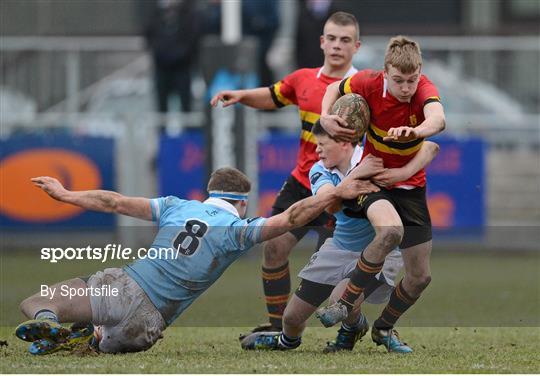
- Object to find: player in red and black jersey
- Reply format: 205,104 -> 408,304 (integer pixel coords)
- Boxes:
317,36 -> 446,353
210,12 -> 360,333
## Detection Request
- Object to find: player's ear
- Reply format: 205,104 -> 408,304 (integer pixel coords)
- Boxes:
320,34 -> 325,48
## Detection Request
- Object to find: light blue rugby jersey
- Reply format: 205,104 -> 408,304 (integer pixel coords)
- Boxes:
309,145 -> 375,252
124,196 -> 266,326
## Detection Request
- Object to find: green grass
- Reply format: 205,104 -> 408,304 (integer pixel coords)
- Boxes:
1,327 -> 539,373
1,245 -> 539,373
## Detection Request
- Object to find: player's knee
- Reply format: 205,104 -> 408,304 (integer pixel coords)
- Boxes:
282,307 -> 303,329
377,226 -> 403,252
20,296 -> 37,318
263,240 -> 289,266
411,274 -> 431,291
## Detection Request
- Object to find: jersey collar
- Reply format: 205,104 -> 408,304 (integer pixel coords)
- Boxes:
317,65 -> 358,79
323,145 -> 364,179
203,197 -> 240,217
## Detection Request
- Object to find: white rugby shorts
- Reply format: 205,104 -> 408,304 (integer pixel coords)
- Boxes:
298,238 -> 404,304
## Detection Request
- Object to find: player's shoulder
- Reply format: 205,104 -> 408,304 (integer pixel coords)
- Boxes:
348,69 -> 383,94
309,161 -> 332,187
309,160 -> 326,176
287,67 -> 319,80
155,195 -> 187,208
419,73 -> 436,86
353,69 -> 382,81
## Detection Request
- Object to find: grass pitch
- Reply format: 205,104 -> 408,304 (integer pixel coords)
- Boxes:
1,245 -> 539,373
1,327 -> 538,373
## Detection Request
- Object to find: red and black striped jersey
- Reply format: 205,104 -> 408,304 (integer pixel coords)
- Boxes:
339,69 -> 441,188
269,66 -> 356,189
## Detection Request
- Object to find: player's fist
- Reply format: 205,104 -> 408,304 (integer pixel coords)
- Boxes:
349,154 -> 385,179
336,179 -> 379,199
210,90 -> 242,108
372,169 -> 408,187
31,176 -> 67,201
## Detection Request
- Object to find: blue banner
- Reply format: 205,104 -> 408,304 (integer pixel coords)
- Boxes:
158,130 -> 206,201
0,133 -> 115,228
157,131 -> 486,234
427,136 -> 485,234
257,132 -> 298,216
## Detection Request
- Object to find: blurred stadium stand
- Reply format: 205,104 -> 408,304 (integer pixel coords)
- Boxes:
1,0 -> 539,247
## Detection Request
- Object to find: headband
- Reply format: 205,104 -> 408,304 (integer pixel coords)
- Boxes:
208,191 -> 249,201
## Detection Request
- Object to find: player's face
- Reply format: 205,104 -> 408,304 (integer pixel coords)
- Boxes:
320,22 -> 360,68
315,134 -> 348,169
385,65 -> 421,103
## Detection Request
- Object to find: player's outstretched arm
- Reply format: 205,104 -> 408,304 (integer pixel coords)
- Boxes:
315,178 -> 381,215
260,178 -> 379,242
372,141 -> 440,187
384,102 -> 446,142
31,176 -> 153,221
210,87 -> 277,110
319,81 -> 357,142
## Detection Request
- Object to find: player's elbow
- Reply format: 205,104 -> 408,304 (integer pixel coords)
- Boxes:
438,115 -> 446,132
430,142 -> 440,157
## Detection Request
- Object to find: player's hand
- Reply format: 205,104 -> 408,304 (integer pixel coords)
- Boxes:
31,176 -> 68,201
372,168 -> 408,187
210,90 -> 242,108
336,179 -> 380,199
348,154 -> 385,179
383,126 -> 420,142
319,114 -> 356,142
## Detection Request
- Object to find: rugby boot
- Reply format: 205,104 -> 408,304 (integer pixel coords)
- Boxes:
239,322 -> 281,341
240,331 -> 296,351
315,301 -> 349,327
323,313 -> 369,353
371,326 -> 413,353
15,319 -> 70,343
27,322 -> 94,355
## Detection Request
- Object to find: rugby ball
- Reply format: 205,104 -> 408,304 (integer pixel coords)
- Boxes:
331,93 -> 370,143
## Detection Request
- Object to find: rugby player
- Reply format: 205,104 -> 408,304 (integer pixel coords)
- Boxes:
240,119 -> 440,352
15,167 -> 377,355
210,11 -> 361,333
317,36 -> 446,353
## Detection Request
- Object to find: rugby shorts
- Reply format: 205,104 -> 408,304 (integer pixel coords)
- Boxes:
296,238 -> 403,305
342,186 -> 432,248
87,268 -> 166,353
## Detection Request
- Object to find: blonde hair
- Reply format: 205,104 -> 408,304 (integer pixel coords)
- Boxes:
207,167 -> 251,195
384,35 -> 422,74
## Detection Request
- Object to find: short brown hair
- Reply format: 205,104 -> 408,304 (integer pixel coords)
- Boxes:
325,11 -> 360,40
207,167 -> 251,195
384,35 -> 422,74
312,120 -> 332,139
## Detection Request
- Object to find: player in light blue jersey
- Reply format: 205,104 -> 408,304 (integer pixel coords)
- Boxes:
15,167 -> 379,355
241,121 -> 439,352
